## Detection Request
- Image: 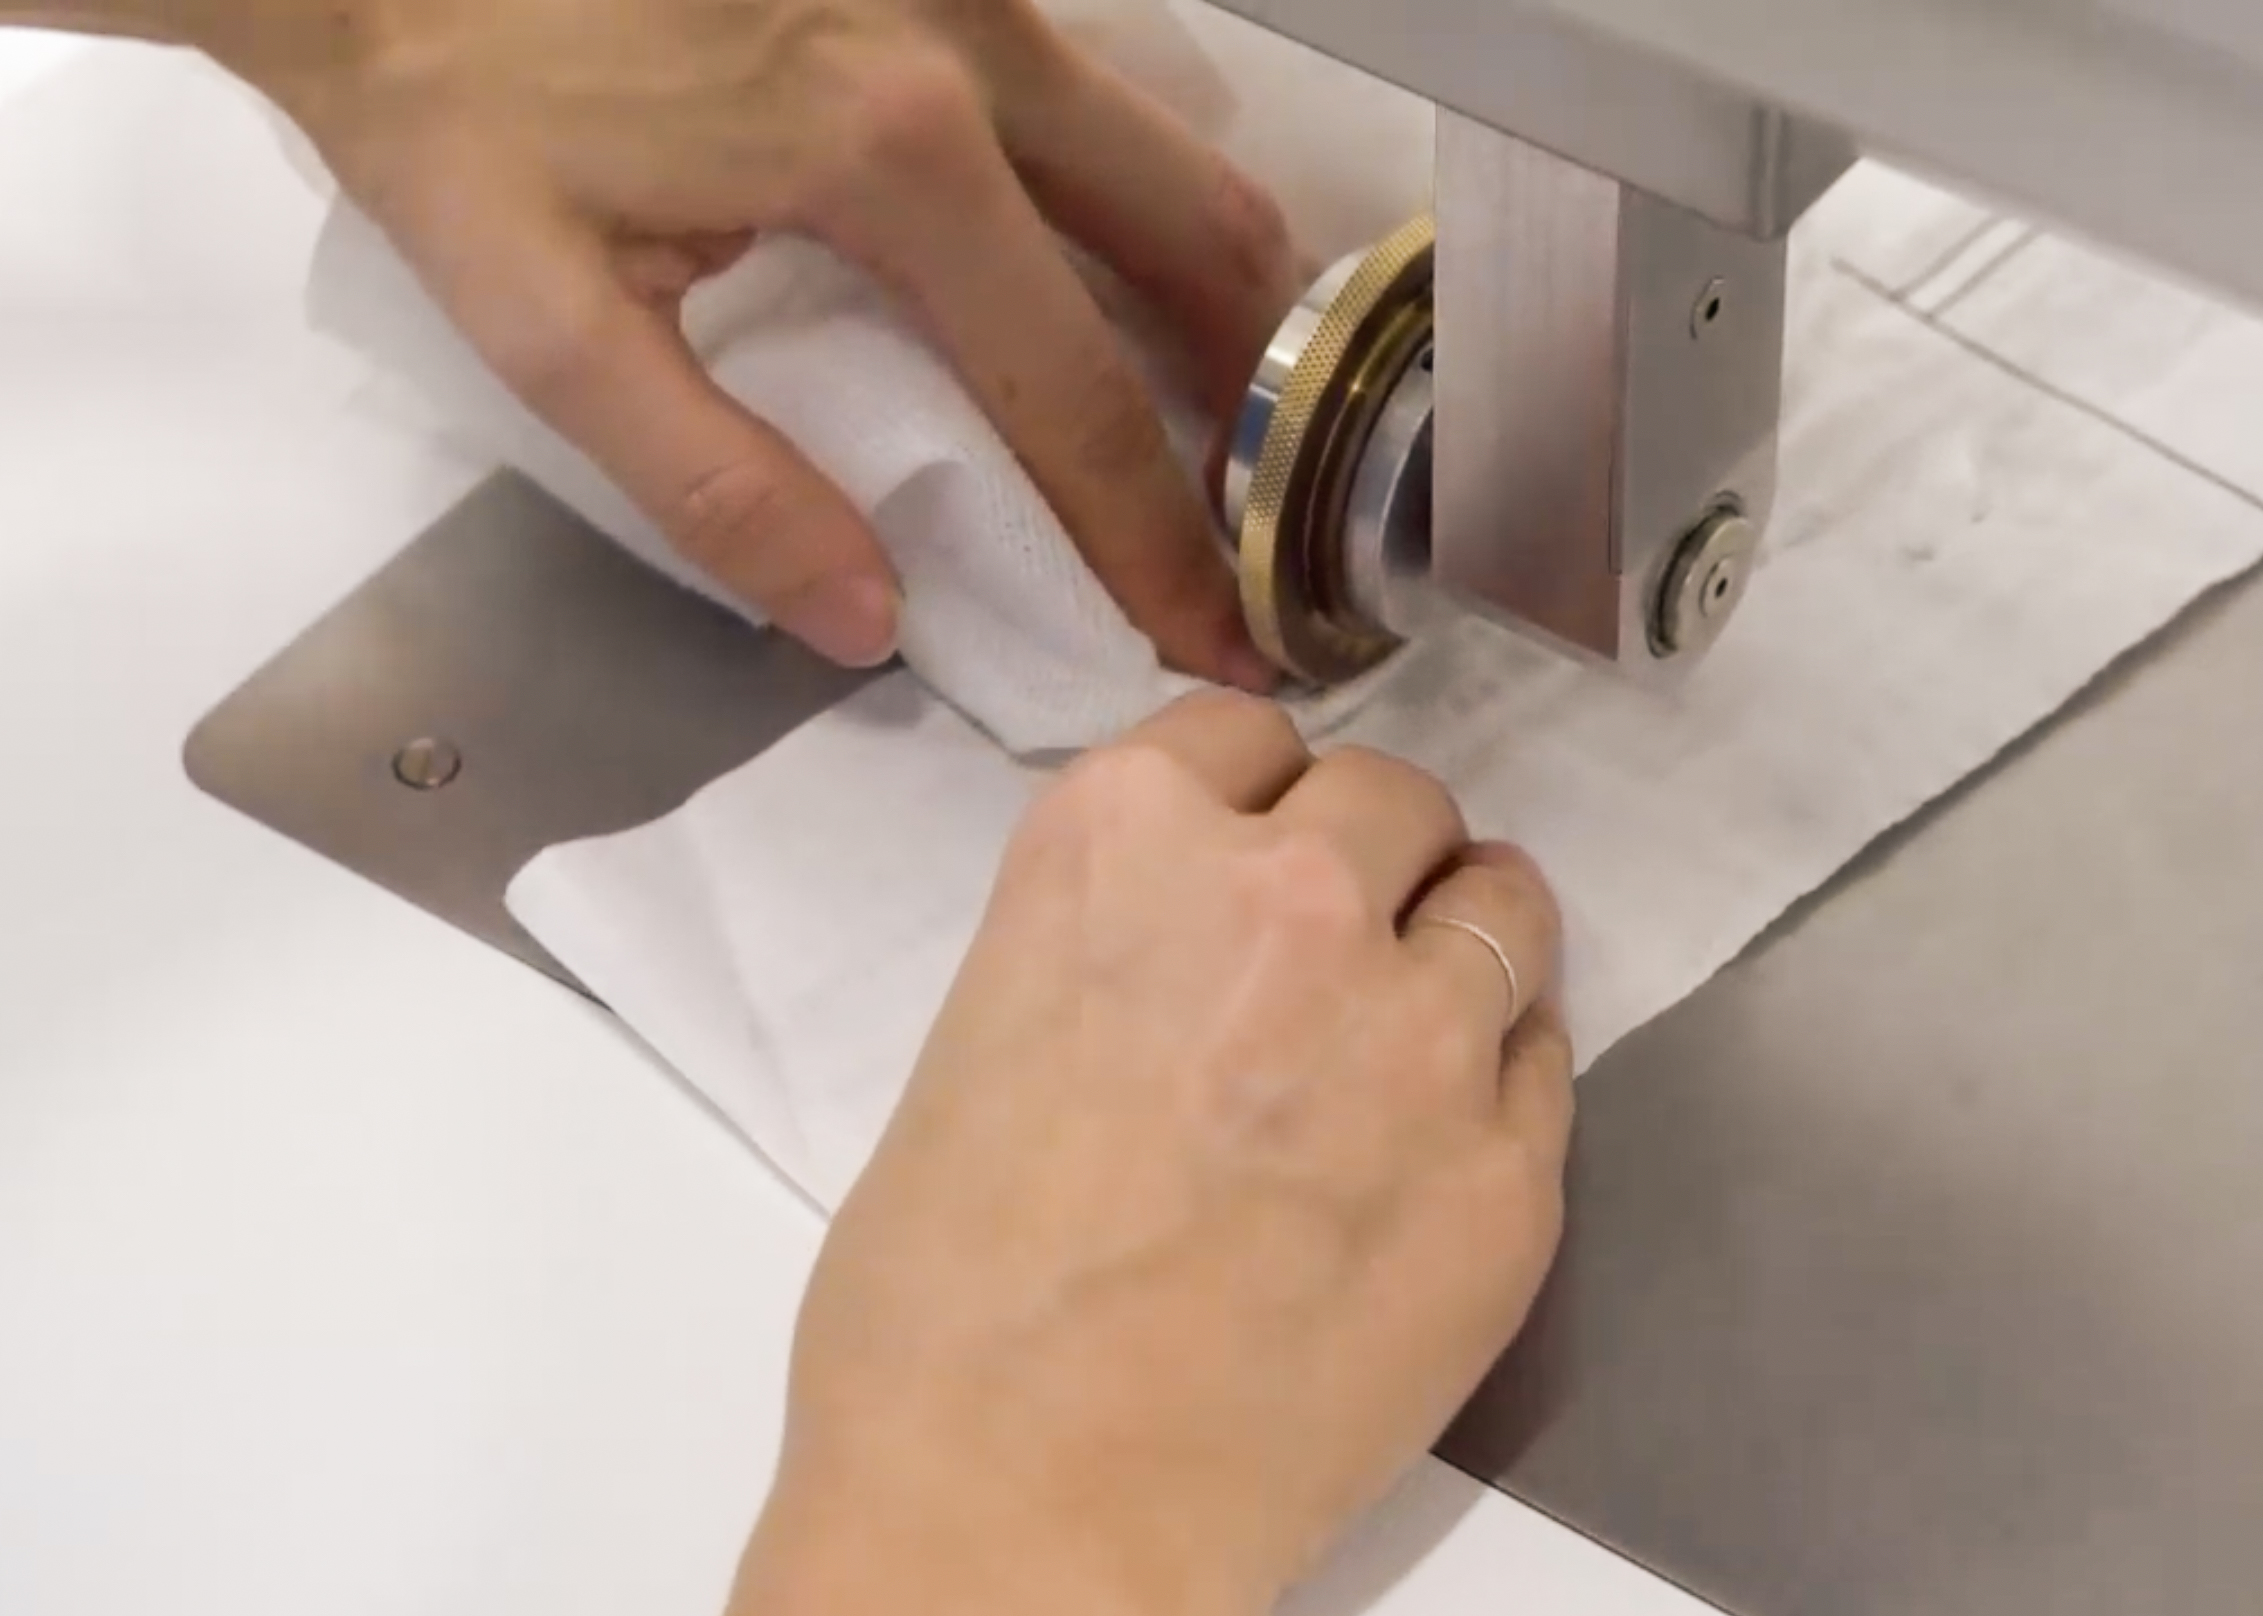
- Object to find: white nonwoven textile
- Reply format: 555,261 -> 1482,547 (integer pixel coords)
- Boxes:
309,3 -> 2263,1211
504,162 -> 2263,1207
306,0 -> 1433,755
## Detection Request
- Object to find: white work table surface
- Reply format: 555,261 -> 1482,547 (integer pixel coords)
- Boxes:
0,35 -> 1696,1616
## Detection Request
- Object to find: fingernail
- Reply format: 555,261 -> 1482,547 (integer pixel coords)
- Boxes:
781,573 -> 899,668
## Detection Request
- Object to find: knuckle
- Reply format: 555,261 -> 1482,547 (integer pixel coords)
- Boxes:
813,47 -> 994,211
1508,1020 -> 1579,1147
1241,829 -> 1372,941
1038,741 -> 1193,839
671,459 -> 805,582
1006,741 -> 1201,893
1058,738 -> 1193,809
1489,843 -> 1565,932
1248,703 -> 1307,767
1449,849 -> 1564,957
1245,694 -> 1306,750
1170,687 -> 1300,748
1522,1010 -> 1577,1079
1205,159 -> 1296,297
1330,746 -> 1465,837
480,280 -> 614,421
930,0 -> 1058,72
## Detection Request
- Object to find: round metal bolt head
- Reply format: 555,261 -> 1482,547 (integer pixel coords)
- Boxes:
1655,512 -> 1759,658
1699,555 -> 1743,620
393,737 -> 463,791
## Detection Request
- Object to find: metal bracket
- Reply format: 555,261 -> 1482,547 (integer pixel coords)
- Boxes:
1432,111 -> 1786,668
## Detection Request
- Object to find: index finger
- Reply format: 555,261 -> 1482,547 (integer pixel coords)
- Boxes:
818,88 -> 1272,693
386,177 -> 900,667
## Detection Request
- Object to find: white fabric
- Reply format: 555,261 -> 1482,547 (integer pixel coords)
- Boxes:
306,0 -> 1432,754
308,4 -> 2263,1210
503,168 -> 2263,1210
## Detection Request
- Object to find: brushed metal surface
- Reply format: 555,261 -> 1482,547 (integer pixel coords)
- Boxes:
1208,0 -> 2263,317
189,473 -> 2263,1614
1444,569 -> 2263,1615
1433,115 -> 1783,669
1204,0 -> 1852,237
184,474 -> 880,989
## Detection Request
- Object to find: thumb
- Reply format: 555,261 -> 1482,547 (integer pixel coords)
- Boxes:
410,188 -> 900,666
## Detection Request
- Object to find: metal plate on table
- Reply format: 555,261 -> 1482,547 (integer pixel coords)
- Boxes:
188,472 -> 2263,1614
185,474 -> 880,988
1447,571 -> 2263,1614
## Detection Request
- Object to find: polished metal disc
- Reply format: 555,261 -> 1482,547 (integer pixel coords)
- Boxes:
1227,216 -> 1437,686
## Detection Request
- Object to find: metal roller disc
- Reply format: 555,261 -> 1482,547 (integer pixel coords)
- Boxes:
1226,216 -> 1437,686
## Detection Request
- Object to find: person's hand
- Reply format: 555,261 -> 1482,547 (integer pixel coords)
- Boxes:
215,0 -> 1294,682
734,691 -> 1575,1616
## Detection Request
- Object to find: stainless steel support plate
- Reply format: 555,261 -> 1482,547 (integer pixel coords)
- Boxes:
1448,573 -> 2263,1614
184,474 -> 880,989
188,474 -> 2263,1614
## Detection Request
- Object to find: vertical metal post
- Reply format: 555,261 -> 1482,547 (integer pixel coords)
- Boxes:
1432,112 -> 1789,666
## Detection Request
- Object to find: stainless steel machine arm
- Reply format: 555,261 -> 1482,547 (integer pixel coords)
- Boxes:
1207,0 -> 2263,681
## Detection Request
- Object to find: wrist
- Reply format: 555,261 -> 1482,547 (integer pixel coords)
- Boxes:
732,1453 -> 1270,1616
2,0 -> 238,48
0,0 -> 384,97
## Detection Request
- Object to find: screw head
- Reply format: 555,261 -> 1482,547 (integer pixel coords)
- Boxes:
1691,278 -> 1728,340
1699,555 -> 1743,620
1654,511 -> 1759,658
392,737 -> 463,791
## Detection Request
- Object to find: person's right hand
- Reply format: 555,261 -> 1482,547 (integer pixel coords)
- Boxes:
735,692 -> 1575,1616
212,0 -> 1294,683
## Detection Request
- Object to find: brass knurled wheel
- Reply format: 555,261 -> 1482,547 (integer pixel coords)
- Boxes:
1239,215 -> 1437,686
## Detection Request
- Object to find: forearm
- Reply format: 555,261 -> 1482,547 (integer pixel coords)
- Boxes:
728,1464 -> 1242,1616
3,0 -> 216,44
0,0 -> 362,84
